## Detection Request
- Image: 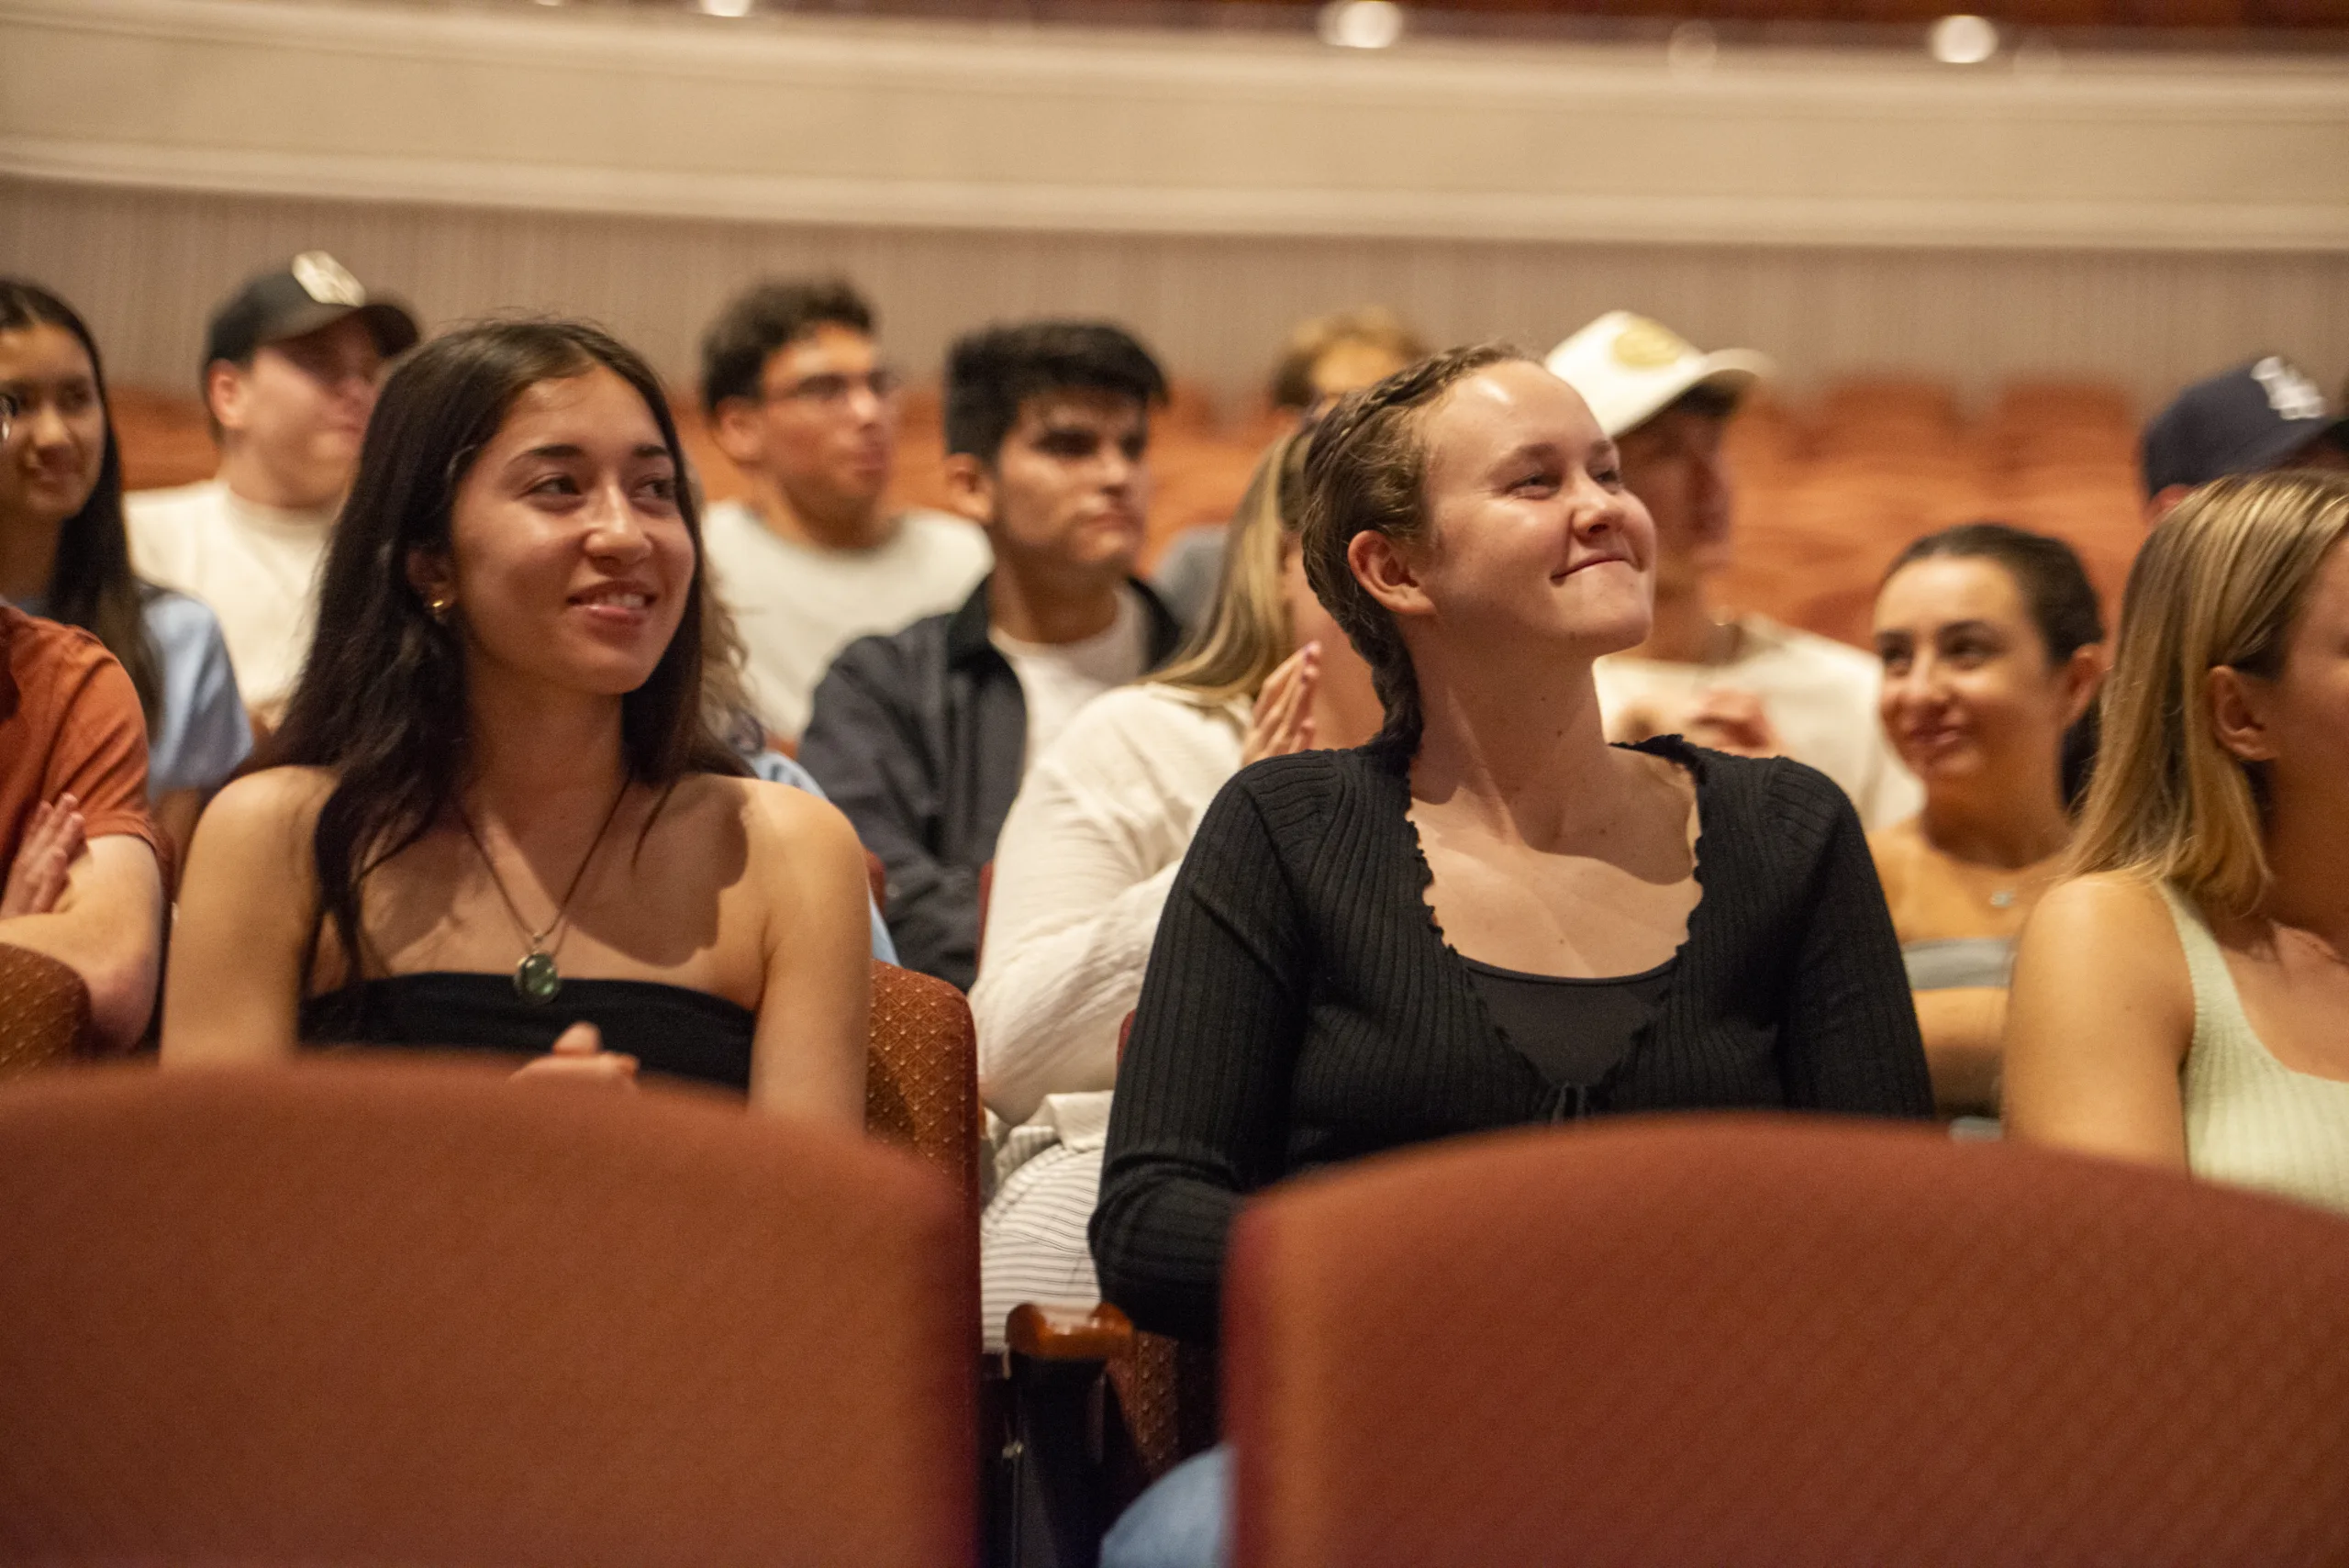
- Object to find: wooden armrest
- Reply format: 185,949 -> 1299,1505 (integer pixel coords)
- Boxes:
1007,1302 -> 1136,1362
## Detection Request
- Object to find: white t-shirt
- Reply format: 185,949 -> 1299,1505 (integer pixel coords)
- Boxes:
991,588 -> 1152,770
125,479 -> 332,719
702,500 -> 990,741
1593,614 -> 1923,830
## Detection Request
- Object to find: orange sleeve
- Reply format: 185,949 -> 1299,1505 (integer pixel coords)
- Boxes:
46,643 -> 163,865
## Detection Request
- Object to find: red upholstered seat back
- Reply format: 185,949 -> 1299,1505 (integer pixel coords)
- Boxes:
0,1062 -> 976,1568
1224,1114 -> 2349,1568
867,959 -> 982,1222
0,943 -> 92,1077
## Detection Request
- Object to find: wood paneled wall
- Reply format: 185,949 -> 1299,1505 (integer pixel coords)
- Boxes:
8,175 -> 2346,414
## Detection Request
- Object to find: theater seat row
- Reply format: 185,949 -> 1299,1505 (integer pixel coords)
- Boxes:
113,373 -> 2149,655
8,1065 -> 2347,1567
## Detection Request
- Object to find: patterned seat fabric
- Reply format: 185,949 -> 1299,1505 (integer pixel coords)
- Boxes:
0,943 -> 91,1080
0,1062 -> 977,1567
866,960 -> 981,1220
1224,1113 -> 2349,1568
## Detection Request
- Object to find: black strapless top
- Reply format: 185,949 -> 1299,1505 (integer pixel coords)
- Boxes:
299,973 -> 759,1093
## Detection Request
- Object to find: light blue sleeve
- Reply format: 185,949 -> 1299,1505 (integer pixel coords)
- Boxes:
140,590 -> 252,797
747,747 -> 899,966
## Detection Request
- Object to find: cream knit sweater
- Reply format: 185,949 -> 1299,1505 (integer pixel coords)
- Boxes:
973,683 -> 1246,1131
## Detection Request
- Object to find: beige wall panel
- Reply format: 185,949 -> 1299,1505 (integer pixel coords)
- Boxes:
6,0 -> 2347,248
6,175 -> 2347,408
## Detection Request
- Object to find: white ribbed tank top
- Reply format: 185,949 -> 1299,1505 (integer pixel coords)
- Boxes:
2163,883 -> 2349,1218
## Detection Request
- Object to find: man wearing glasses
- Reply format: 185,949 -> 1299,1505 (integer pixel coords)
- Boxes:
699,278 -> 989,744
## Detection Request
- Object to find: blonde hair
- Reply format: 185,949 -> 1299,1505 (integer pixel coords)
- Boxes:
1147,429 -> 1309,705
2069,470 -> 2349,916
1268,307 -> 1430,413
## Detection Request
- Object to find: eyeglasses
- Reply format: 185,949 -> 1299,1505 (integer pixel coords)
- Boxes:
761,367 -> 902,406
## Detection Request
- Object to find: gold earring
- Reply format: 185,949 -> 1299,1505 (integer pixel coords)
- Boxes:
427,593 -> 455,622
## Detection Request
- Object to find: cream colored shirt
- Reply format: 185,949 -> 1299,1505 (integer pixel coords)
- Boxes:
973,682 -> 1246,1129
1595,614 -> 1921,829
2165,884 -> 2349,1218
702,500 -> 990,741
126,479 -> 332,718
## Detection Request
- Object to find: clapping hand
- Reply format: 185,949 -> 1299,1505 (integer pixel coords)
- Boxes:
511,1021 -> 640,1089
1,795 -> 85,918
1682,687 -> 1779,757
1242,643 -> 1322,767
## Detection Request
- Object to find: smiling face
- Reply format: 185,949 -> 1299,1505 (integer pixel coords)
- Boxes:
1874,554 -> 2095,802
417,366 -> 696,700
210,313 -> 385,509
0,322 -> 105,537
1397,359 -> 1655,658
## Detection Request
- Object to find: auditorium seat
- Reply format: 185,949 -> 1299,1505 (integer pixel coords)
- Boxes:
109,372 -> 2146,653
106,385 -> 215,495
1220,1115 -> 2349,1568
999,1009 -> 1212,1566
0,944 -> 93,1079
0,1062 -> 977,1567
866,959 -> 984,1228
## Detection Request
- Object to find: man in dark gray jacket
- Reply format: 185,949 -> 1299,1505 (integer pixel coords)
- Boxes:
799,322 -> 1184,991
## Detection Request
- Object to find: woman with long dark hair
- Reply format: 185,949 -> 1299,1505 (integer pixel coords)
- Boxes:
1866,523 -> 2105,1118
161,320 -> 871,1120
0,281 -> 250,868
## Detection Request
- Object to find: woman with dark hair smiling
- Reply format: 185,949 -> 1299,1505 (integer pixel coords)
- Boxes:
1087,345 -> 1930,1568
1867,523 -> 2105,1119
161,320 -> 870,1120
0,281 -> 250,871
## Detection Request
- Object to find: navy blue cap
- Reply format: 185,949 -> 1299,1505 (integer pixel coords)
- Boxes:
2141,356 -> 2334,498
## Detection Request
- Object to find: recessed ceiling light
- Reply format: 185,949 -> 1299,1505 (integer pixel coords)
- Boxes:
1667,20 -> 1719,72
1928,14 -> 2000,64
1319,0 -> 1405,50
700,0 -> 754,17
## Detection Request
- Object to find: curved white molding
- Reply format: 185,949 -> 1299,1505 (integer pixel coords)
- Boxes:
5,0 -> 2347,249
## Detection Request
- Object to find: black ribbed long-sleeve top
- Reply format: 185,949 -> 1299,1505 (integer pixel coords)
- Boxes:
1089,736 -> 1933,1343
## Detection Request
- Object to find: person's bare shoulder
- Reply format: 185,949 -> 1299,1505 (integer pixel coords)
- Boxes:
2027,871 -> 2176,947
700,773 -> 865,880
1865,816 -> 1925,894
189,766 -> 337,870
2016,872 -> 2193,1030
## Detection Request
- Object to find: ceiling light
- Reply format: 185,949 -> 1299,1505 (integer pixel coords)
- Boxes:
699,0 -> 754,16
1928,14 -> 1999,64
1666,20 -> 1719,72
1319,0 -> 1405,50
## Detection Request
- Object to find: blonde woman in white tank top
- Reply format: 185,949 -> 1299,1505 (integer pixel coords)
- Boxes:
2157,884 -> 2349,1211
2005,471 -> 2349,1218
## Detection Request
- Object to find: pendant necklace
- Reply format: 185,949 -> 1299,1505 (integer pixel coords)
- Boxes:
459,782 -> 630,1005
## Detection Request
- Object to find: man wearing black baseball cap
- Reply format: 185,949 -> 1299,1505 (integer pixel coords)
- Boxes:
2141,355 -> 2349,522
128,251 -> 417,722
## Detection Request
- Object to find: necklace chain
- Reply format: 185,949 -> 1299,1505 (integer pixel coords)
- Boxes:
459,782 -> 631,963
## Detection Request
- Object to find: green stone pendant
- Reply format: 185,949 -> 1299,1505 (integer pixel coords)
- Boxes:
514,951 -> 562,1005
